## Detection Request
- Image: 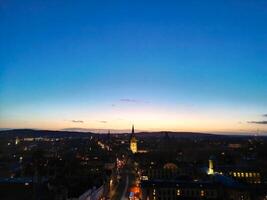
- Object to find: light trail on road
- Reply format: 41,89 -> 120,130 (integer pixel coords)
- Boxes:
120,175 -> 129,200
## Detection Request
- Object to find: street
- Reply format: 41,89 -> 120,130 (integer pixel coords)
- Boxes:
110,158 -> 137,200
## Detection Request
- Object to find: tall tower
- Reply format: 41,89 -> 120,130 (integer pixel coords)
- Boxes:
130,125 -> 137,153
208,156 -> 215,175
15,137 -> 20,145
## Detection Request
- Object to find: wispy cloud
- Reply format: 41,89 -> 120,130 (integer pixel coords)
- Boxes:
120,98 -> 149,104
120,98 -> 138,103
71,120 -> 84,123
247,121 -> 267,125
98,120 -> 108,124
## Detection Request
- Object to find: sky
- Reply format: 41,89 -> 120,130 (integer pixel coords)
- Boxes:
0,0 -> 267,134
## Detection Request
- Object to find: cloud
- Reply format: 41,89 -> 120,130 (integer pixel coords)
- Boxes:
71,120 -> 84,123
263,114 -> 267,117
98,120 -> 108,123
247,121 -> 267,125
120,98 -> 138,103
120,98 -> 149,104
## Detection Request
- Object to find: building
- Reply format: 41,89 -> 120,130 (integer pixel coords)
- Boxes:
207,156 -> 261,184
140,163 -> 181,181
140,179 -> 259,200
208,156 -> 215,175
130,125 -> 137,154
141,180 -> 223,200
15,137 -> 20,145
215,166 -> 261,184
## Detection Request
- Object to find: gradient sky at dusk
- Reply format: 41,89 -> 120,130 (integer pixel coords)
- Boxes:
1,0 -> 267,133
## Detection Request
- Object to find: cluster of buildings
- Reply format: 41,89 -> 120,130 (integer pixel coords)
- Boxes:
1,126 -> 267,200
0,130 -> 120,200
128,131 -> 267,200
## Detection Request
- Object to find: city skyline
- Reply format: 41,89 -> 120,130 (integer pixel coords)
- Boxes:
1,1 -> 267,134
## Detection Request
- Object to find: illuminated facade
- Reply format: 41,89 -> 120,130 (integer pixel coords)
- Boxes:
207,156 -> 261,184
130,125 -> 137,153
208,156 -> 214,175
141,180 -> 255,200
141,163 -> 180,180
15,137 -> 20,145
217,168 -> 261,184
141,180 -> 221,200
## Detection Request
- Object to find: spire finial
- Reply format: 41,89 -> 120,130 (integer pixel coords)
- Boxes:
132,124 -> 134,134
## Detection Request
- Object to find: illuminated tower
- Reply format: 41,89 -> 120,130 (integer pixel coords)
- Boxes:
15,137 -> 20,145
208,156 -> 215,175
130,125 -> 137,153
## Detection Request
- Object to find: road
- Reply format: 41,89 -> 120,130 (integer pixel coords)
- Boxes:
120,175 -> 129,200
110,158 -> 136,200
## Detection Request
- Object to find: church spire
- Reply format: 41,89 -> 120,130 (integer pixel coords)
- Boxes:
132,124 -> 135,135
130,125 -> 137,154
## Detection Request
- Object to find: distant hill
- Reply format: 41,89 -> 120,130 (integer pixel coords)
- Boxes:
0,129 -> 218,139
61,127 -> 130,133
135,131 -> 267,141
136,131 -> 218,138
0,129 -> 264,140
0,129 -> 93,138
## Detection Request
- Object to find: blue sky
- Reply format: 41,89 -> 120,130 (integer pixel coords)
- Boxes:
1,0 -> 267,133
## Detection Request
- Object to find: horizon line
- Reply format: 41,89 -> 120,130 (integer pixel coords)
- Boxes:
1,127 -> 267,136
